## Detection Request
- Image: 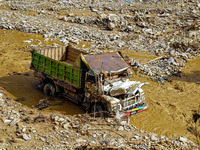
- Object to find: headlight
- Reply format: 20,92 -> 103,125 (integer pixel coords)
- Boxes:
110,88 -> 126,96
141,94 -> 145,101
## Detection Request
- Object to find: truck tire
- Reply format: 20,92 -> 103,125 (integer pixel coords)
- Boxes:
90,103 -> 104,117
78,94 -> 85,105
43,83 -> 56,98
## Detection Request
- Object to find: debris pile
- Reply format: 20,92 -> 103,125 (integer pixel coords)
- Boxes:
0,89 -> 199,149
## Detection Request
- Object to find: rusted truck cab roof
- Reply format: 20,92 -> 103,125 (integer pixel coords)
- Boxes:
81,52 -> 130,75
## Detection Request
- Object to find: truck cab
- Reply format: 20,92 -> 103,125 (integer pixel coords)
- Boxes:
80,52 -> 148,117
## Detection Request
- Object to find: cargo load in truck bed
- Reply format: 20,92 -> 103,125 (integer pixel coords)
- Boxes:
36,45 -> 87,65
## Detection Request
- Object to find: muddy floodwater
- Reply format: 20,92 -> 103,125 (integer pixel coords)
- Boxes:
0,29 -> 200,143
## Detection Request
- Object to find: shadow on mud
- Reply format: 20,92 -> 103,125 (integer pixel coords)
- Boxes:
0,72 -> 85,115
187,110 -> 200,144
173,71 -> 200,84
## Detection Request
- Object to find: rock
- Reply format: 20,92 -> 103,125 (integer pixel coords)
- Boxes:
90,141 -> 96,145
12,138 -> 23,143
58,16 -> 64,20
117,126 -> 124,131
99,139 -> 111,145
144,136 -> 149,139
99,13 -> 107,20
53,125 -> 58,131
160,135 -> 165,140
40,137 -> 45,142
169,50 -> 175,56
92,134 -> 97,138
21,127 -> 26,133
67,13 -> 74,17
160,44 -> 166,48
22,134 -> 31,141
43,34 -> 49,38
10,119 -> 20,126
120,121 -> 127,125
31,129 -> 37,133
178,137 -> 188,143
60,141 -> 69,145
108,14 -> 119,22
90,7 -> 98,12
72,125 -> 79,129
143,28 -> 153,34
108,22 -> 115,30
76,139 -> 86,143
53,116 -> 59,121
151,135 -> 158,141
57,117 -> 65,122
106,118 -> 112,123
63,16 -> 68,21
133,135 -> 142,140
23,39 -> 33,43
0,138 -> 5,143
63,123 -> 70,129
107,140 -> 115,146
3,119 -> 12,124
118,42 -> 124,48
0,93 -> 3,98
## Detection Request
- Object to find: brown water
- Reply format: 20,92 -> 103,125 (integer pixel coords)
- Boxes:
0,29 -> 200,143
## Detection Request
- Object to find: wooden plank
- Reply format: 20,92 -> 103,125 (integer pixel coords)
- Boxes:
44,49 -> 48,57
51,48 -> 53,59
47,48 -> 49,58
56,47 -> 58,60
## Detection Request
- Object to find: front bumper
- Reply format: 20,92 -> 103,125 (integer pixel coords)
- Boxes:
113,103 -> 148,118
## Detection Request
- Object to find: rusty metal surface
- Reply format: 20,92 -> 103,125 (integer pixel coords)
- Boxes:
82,52 -> 129,74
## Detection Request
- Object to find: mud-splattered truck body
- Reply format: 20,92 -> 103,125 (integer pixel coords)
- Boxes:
30,45 -> 148,117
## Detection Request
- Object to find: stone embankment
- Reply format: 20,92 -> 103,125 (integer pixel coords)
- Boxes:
0,88 -> 199,149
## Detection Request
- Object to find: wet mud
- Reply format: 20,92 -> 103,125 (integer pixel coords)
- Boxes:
0,73 -> 85,115
130,56 -> 200,142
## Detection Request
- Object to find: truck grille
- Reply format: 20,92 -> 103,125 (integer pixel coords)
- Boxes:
123,98 -> 135,109
122,94 -> 142,110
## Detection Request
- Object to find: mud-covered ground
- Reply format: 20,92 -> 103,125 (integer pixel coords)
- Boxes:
0,0 -> 200,149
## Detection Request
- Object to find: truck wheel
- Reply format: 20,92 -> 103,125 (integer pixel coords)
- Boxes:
90,103 -> 104,117
78,94 -> 85,105
43,83 -> 56,98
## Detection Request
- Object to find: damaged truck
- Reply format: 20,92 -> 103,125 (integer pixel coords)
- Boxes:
30,44 -> 148,117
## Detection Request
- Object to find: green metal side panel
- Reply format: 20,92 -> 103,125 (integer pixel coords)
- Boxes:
81,70 -> 86,89
31,51 -> 81,88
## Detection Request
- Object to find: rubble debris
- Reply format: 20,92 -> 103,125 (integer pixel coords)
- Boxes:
0,89 -> 199,149
34,99 -> 51,110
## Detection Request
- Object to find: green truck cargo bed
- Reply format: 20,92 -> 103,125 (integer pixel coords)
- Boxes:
31,46 -> 84,88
